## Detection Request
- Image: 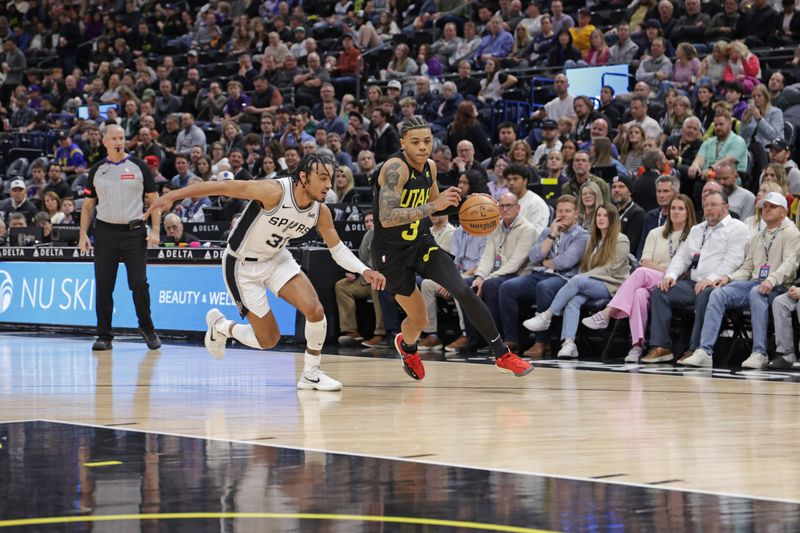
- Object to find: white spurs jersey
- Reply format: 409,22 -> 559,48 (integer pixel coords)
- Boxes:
226,177 -> 320,259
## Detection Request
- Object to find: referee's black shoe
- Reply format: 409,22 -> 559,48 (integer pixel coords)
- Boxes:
139,328 -> 162,350
92,338 -> 112,351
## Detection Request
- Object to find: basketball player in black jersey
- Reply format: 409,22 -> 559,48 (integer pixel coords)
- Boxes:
373,116 -> 533,379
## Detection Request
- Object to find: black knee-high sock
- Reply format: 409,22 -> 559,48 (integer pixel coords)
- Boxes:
423,254 -> 508,357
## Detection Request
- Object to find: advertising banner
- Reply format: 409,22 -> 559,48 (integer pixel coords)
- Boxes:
0,262 -> 296,334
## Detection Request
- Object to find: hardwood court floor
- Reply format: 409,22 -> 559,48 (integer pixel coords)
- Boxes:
1,333 -> 799,506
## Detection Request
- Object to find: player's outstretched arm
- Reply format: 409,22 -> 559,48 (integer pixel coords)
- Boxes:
378,158 -> 460,228
143,179 -> 282,220
317,204 -> 386,290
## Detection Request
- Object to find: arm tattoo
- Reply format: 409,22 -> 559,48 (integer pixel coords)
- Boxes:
379,161 -> 436,227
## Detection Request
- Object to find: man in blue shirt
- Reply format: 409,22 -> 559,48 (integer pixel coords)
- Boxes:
498,195 -> 589,357
469,15 -> 513,68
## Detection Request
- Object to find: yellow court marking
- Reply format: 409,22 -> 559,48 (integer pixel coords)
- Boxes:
0,512 -> 557,532
82,461 -> 123,467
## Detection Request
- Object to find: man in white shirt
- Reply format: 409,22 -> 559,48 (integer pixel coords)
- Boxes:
518,2 -> 543,36
693,193 -> 800,369
532,73 -> 576,125
642,191 -> 748,364
715,160 -> 755,219
531,119 -> 562,170
622,95 -> 662,140
504,163 -> 549,237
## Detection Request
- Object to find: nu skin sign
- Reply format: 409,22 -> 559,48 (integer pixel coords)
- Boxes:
0,263 -> 296,334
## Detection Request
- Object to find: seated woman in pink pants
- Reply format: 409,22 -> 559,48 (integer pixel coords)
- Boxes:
581,194 -> 696,362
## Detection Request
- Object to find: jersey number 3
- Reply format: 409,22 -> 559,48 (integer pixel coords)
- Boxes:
266,233 -> 286,248
401,220 -> 419,241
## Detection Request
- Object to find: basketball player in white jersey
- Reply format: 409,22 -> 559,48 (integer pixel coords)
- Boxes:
144,153 -> 385,391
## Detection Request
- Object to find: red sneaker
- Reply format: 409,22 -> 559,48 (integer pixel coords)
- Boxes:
496,351 -> 534,377
394,333 -> 425,380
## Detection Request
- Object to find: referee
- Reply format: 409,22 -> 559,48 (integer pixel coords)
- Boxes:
79,124 -> 162,351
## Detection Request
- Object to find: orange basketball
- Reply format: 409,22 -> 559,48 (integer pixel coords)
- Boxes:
459,195 -> 501,237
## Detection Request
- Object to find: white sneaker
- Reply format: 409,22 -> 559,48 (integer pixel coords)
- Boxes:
297,369 -> 343,391
582,312 -> 610,330
741,352 -> 768,370
204,308 -> 229,359
680,348 -> 713,367
625,345 -> 644,363
523,312 -> 552,332
557,340 -> 579,358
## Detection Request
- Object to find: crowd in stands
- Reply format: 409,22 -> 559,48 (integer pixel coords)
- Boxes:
3,0 -> 800,366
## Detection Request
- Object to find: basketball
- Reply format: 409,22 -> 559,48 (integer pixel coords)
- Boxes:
459,195 -> 501,237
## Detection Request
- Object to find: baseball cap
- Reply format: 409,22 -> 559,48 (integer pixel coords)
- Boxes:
542,119 -> 558,129
57,131 -> 69,140
144,155 -> 160,166
768,138 -> 791,151
578,7 -> 591,16
612,174 -> 633,192
218,170 -> 234,181
188,49 -> 199,57
294,26 -> 306,33
387,80 -> 402,91
643,19 -> 662,29
9,179 -> 26,190
763,191 -> 788,210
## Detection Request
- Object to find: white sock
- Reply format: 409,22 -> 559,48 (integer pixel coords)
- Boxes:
305,317 -> 327,352
544,310 -> 554,320
564,338 -> 575,345
304,351 -> 320,376
231,324 -> 262,349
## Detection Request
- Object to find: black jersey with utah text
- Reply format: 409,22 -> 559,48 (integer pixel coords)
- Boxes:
372,151 -> 434,253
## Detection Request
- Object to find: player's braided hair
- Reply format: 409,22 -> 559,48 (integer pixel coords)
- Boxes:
400,115 -> 430,138
292,152 -> 338,183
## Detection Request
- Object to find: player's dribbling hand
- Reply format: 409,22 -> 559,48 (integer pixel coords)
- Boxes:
143,196 -> 174,221
434,187 -> 461,211
363,270 -> 386,291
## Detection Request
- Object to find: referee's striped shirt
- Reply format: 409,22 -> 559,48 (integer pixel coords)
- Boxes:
84,155 -> 156,224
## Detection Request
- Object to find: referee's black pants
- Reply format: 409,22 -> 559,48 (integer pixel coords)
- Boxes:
93,220 -> 154,340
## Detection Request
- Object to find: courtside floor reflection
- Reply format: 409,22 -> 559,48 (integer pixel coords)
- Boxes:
0,421 -> 798,532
